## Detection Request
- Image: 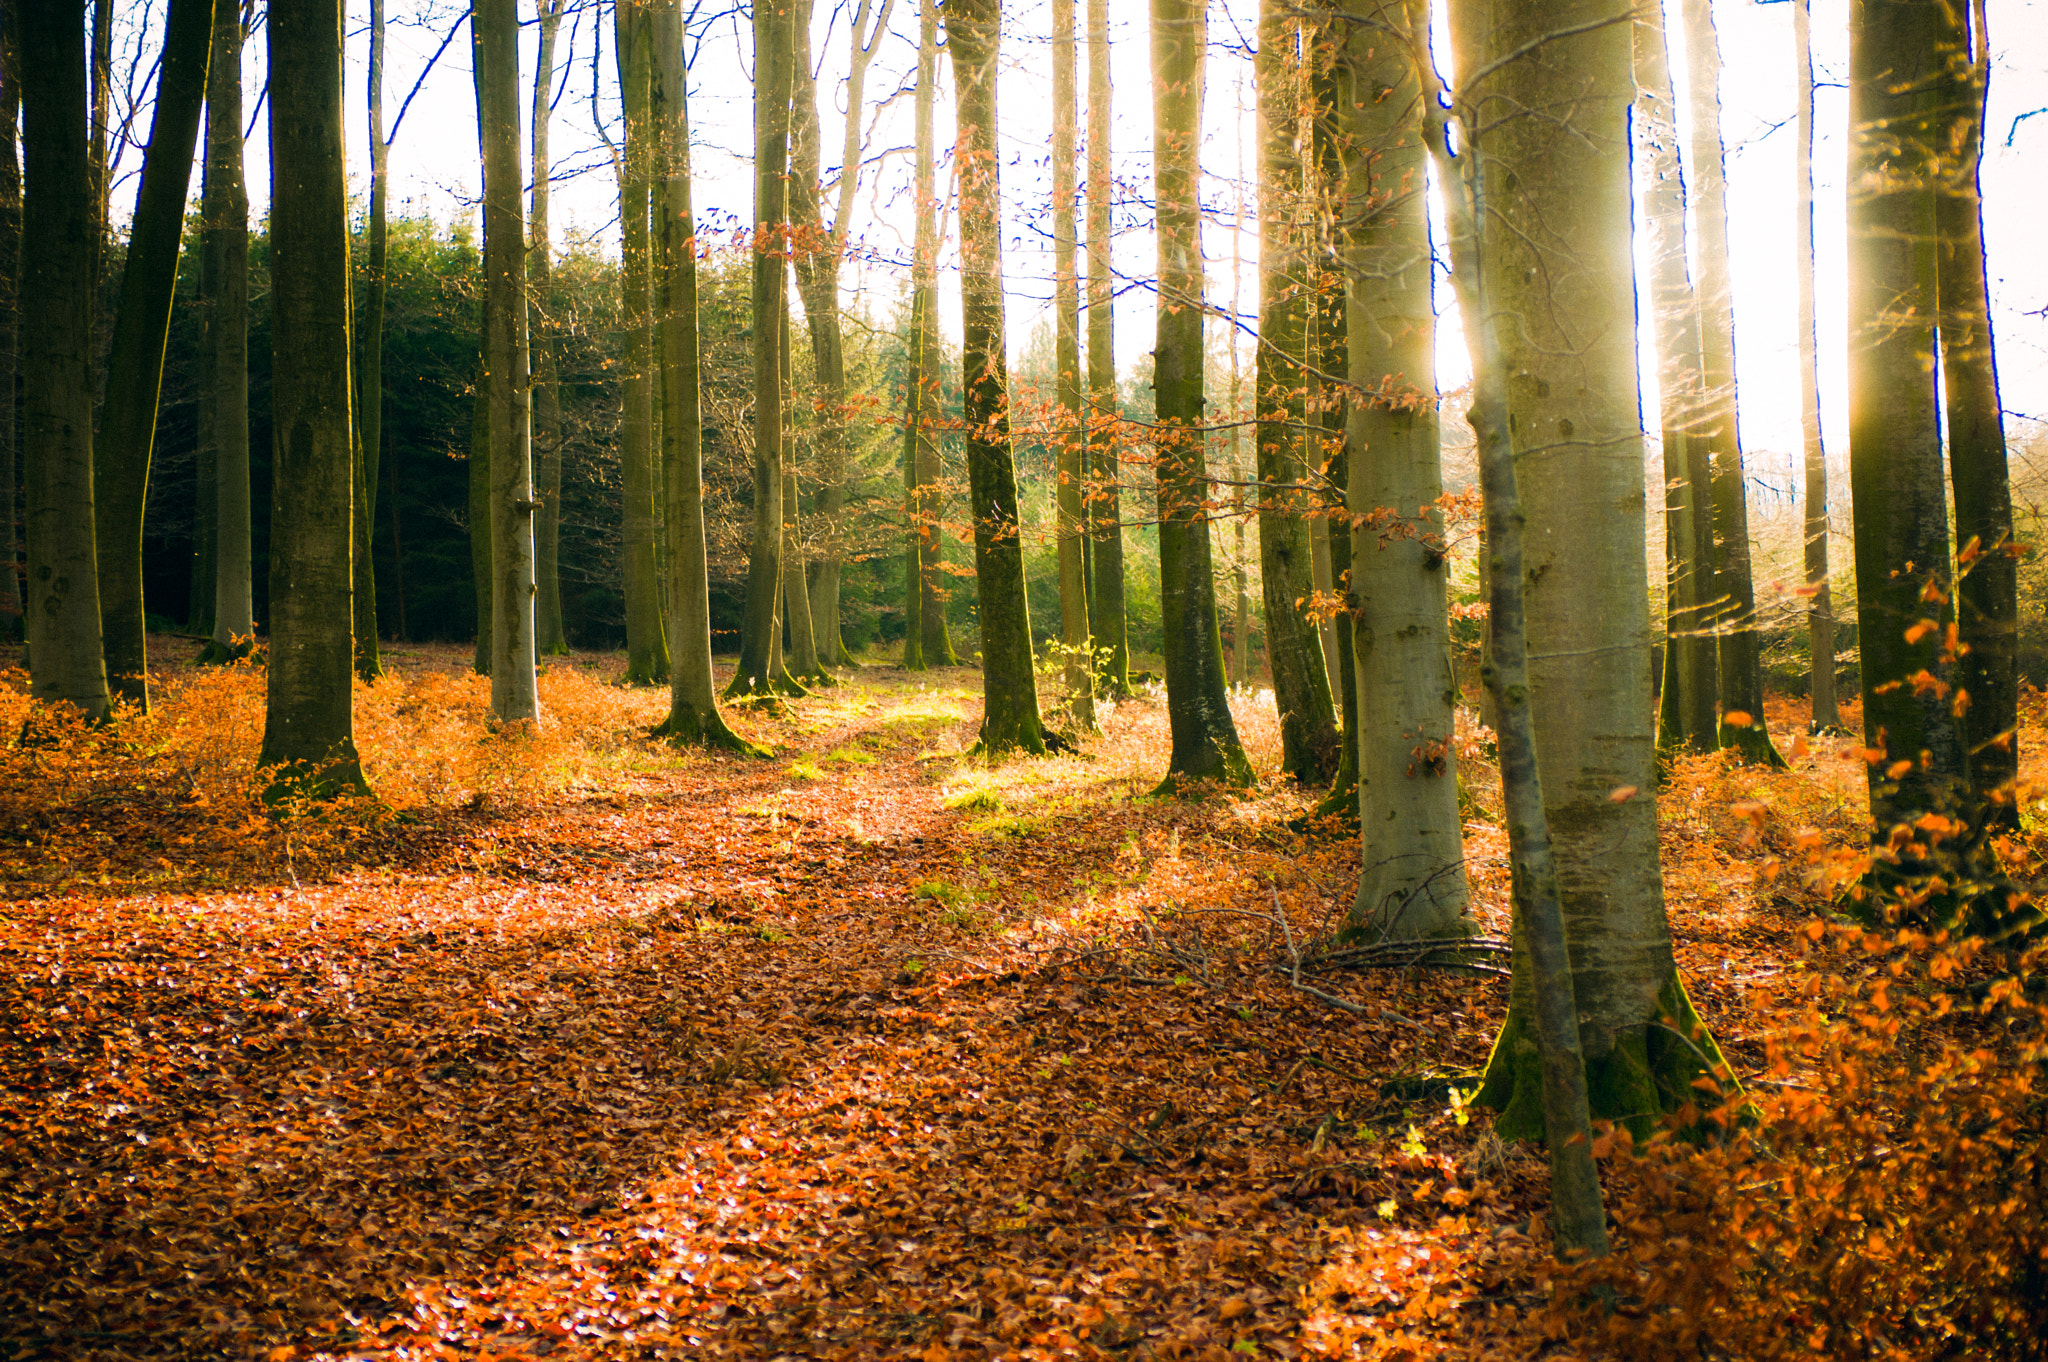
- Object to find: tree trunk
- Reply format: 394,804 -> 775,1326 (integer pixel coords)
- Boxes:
899,4 -> 939,674
0,19 -> 22,635
475,0 -> 537,724
94,0 -> 214,710
1793,0 -> 1837,734
88,0 -> 111,290
1151,0 -> 1249,788
729,0 -> 798,700
532,0 -> 567,657
1849,0 -> 1961,840
615,0 -> 668,686
1453,0 -> 1726,1142
1254,0 -> 1338,783
1341,4 -> 1470,939
469,351 -> 490,675
200,0 -> 250,660
1935,0 -> 2015,828
259,0 -> 366,798
1084,0 -> 1128,696
1052,0 -> 1094,731
19,0 -> 111,722
1310,39 -> 1359,812
947,0 -> 1044,757
351,0 -> 390,683
1633,3 -> 1716,758
1681,0 -> 1780,766
911,10 -> 957,674
652,0 -> 754,750
1418,23 -> 1606,1256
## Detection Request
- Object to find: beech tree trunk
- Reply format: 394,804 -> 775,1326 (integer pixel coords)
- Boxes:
20,0 -> 111,722
1342,3 -> 1470,939
260,0 -> 366,798
1309,40 -> 1359,812
1151,0 -> 1248,788
1052,0 -> 1094,731
475,0 -> 537,725
1793,0 -> 1837,733
1254,1 -> 1338,783
94,0 -> 214,710
1634,4 -> 1716,757
532,0 -> 568,657
0,20 -> 22,635
900,1 -> 942,673
200,0 -> 251,659
615,0 -> 669,685
1084,0 -> 1127,696
353,0 -> 387,683
947,0 -> 1044,756
469,352 -> 490,675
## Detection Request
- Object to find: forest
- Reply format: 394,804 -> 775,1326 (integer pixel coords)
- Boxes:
2,0 -> 2045,1357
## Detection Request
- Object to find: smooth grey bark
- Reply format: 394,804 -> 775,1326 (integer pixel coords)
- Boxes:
1151,0 -> 1249,788
728,0 -> 798,700
1680,0 -> 1780,766
19,0 -> 111,722
1052,0 -> 1093,731
468,353 -> 490,675
947,0 -> 1044,756
200,0 -> 251,659
1084,0 -> 1127,695
652,0 -> 754,750
260,0 -> 366,797
353,0 -> 389,683
94,0 -> 214,710
1341,2 -> 1471,939
532,0 -> 567,657
88,0 -> 110,289
0,17 -> 21,635
615,0 -> 668,685
900,1 -> 942,673
1254,1 -> 1338,782
475,0 -> 537,724
1792,0 -> 1837,733
1634,5 -> 1716,757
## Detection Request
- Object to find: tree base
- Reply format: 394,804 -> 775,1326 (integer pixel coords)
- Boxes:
260,755 -> 373,808
195,636 -> 260,666
1475,970 -> 1743,1144
652,706 -> 769,757
723,668 -> 809,704
1717,719 -> 1787,769
1151,745 -> 1255,798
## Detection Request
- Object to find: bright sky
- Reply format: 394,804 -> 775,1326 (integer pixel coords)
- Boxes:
116,0 -> 2048,475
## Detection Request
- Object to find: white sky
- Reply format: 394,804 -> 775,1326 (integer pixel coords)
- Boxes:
111,0 -> 2048,472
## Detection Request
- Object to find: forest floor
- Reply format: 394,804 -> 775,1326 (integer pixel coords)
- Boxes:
0,637 -> 2024,1359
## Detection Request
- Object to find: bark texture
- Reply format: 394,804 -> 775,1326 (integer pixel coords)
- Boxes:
198,0 -> 252,658
615,1 -> 669,685
0,17 -> 22,635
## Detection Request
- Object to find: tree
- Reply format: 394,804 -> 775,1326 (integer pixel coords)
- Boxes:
532,0 -> 568,657
1052,0 -> 1093,731
1680,0 -> 1781,766
353,0 -> 392,683
651,0 -> 755,752
198,0 -> 253,665
1084,0 -> 1127,695
1254,0 -> 1338,783
1634,3 -> 1716,758
614,0 -> 669,686
1450,0 -> 1726,1139
1150,0 -> 1248,788
0,13 -> 21,638
475,0 -> 537,725
95,0 -> 215,710
19,0 -> 112,724
947,0 -> 1043,756
899,0 -> 942,673
259,0 -> 367,797
1792,0 -> 1838,733
1339,2 -> 1470,939
727,0 -> 799,701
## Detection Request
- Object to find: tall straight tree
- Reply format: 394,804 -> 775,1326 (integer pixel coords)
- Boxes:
1151,0 -> 1249,788
0,14 -> 21,636
727,0 -> 797,700
353,0 -> 390,683
532,0 -> 568,656
1051,0 -> 1093,731
778,292 -> 828,687
1634,4 -> 1716,757
947,0 -> 1044,756
19,0 -> 111,722
200,0 -> 251,661
260,0 -> 366,797
652,0 -> 753,750
899,0 -> 942,672
1341,1 -> 1469,938
1453,0 -> 1726,1137
475,0 -> 537,725
95,0 -> 214,709
1254,1 -> 1338,783
1084,0 -> 1127,696
1848,0 -> 1961,840
1934,0 -> 2015,825
614,0 -> 668,684
1792,0 -> 1838,732
1680,0 -> 1780,765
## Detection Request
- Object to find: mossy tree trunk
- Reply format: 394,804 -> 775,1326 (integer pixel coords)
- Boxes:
19,0 -> 111,723
1151,0 -> 1249,789
94,0 -> 214,710
1052,0 -> 1094,732
1793,0 -> 1838,734
947,0 -> 1044,757
259,0 -> 366,798
1254,0 -> 1337,783
615,0 -> 668,686
1340,3 -> 1470,939
531,0 -> 568,657
1084,0 -> 1127,696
